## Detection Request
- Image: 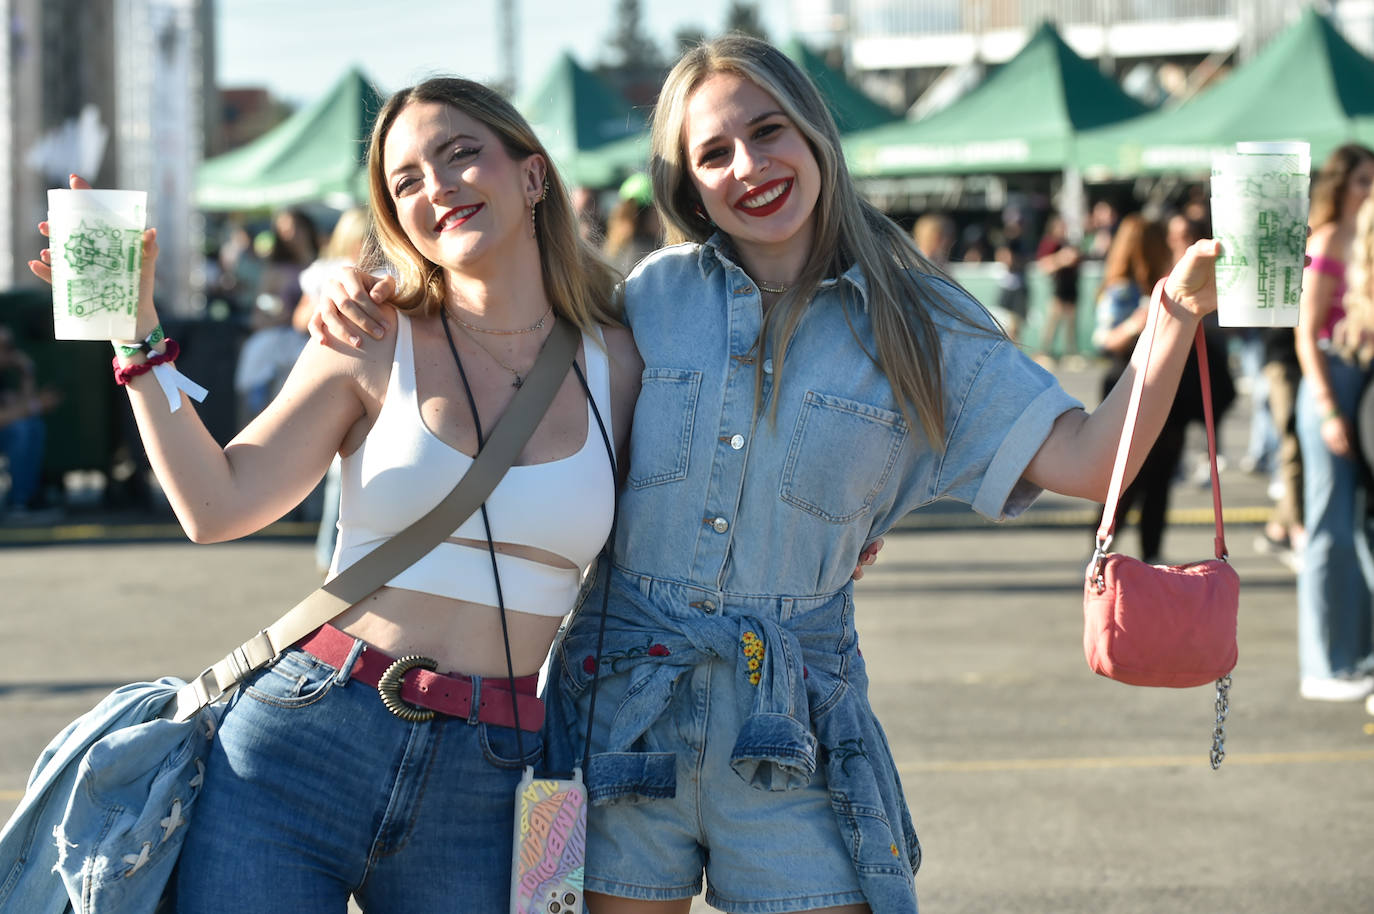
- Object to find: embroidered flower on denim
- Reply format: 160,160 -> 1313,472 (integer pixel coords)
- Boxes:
583,655 -> 597,675
890,843 -> 900,858
740,631 -> 765,686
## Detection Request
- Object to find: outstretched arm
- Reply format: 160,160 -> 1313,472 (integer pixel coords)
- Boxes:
29,177 -> 375,543
1023,239 -> 1220,499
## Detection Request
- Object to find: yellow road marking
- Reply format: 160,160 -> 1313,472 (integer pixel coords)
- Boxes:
0,520 -> 317,544
8,750 -> 1371,803
899,748 -> 1374,774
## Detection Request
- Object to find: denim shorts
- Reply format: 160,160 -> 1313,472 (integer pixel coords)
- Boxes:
174,644 -> 542,912
581,651 -> 867,912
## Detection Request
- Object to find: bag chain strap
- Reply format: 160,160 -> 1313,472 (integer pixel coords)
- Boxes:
1210,675 -> 1231,770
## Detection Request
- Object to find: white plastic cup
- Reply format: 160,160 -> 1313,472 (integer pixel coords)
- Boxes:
1210,142 -> 1311,327
46,189 -> 147,340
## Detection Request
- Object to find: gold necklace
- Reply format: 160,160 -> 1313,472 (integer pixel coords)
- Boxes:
449,302 -> 552,335
451,318 -> 543,388
756,279 -> 789,294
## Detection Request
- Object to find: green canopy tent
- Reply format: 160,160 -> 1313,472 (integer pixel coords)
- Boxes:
843,22 -> 1149,177
1077,8 -> 1374,177
196,68 -> 385,211
516,53 -> 647,189
781,40 -> 899,134
520,43 -> 898,188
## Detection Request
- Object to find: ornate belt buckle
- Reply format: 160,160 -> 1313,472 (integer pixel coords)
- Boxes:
377,655 -> 438,722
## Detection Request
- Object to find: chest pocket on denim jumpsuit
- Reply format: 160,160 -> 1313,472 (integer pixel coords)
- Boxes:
781,390 -> 907,523
628,368 -> 701,488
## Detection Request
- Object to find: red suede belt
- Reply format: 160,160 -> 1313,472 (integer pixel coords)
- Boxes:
296,624 -> 544,732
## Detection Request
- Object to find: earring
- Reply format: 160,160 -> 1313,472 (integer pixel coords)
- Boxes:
530,178 -> 549,239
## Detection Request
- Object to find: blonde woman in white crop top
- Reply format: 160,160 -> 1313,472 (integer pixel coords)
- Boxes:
31,78 -> 639,912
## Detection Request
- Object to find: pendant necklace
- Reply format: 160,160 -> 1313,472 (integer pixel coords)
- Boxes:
443,309 -> 536,388
756,279 -> 789,295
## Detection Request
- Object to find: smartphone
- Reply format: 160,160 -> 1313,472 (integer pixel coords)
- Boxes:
510,766 -> 587,914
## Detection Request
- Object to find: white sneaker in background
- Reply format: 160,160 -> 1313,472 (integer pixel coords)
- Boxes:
1299,675 -> 1374,702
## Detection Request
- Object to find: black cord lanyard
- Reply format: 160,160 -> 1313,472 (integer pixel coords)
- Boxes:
439,311 -> 617,772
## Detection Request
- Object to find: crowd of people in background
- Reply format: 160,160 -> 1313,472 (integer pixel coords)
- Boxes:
4,142 -> 1374,715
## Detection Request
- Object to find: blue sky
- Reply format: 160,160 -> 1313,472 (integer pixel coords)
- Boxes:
216,0 -> 792,105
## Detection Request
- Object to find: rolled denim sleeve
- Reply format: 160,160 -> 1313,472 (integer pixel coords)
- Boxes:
938,338 -> 1082,521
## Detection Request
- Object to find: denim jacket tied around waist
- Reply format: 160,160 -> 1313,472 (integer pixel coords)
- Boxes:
544,237 -> 1081,913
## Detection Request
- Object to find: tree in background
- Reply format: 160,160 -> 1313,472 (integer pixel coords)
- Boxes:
674,25 -> 709,56
605,0 -> 662,71
724,1 -> 768,41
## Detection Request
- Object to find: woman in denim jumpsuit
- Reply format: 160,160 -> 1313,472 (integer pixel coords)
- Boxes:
318,37 -> 1221,914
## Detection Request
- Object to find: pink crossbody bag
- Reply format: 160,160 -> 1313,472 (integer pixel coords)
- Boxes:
1084,279 -> 1240,768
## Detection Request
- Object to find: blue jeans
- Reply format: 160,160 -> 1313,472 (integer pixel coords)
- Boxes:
0,415 -> 46,509
1296,352 -> 1374,679
174,644 -> 542,912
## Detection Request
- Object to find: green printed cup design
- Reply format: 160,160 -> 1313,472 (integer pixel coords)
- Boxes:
1210,142 -> 1311,328
47,189 -> 147,340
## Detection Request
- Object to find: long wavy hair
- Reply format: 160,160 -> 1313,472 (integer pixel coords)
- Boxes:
649,35 -> 998,446
365,77 -> 621,333
1340,195 -> 1374,362
1308,143 -> 1374,231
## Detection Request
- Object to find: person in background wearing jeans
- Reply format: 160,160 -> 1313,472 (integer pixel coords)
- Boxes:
1294,143 -> 1374,702
0,325 -> 60,518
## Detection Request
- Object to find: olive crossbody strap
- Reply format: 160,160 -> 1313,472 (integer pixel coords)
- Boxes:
168,319 -> 580,722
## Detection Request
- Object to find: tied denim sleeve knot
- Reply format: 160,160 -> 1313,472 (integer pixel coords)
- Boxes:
550,590 -> 819,801
543,568 -> 924,911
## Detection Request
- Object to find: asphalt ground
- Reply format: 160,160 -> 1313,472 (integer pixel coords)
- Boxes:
3,362 -> 1372,912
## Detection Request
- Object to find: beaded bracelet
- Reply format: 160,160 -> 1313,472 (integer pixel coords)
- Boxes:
112,324 -> 165,359
112,339 -> 179,386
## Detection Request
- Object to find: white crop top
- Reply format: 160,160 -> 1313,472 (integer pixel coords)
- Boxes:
328,313 -> 615,616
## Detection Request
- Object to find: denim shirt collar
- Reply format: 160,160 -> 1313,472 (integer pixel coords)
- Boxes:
695,233 -> 872,311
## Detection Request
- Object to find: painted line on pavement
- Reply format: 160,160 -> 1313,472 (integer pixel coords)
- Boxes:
0,506 -> 1272,545
900,504 -> 1271,530
899,748 -> 1374,774
0,520 -> 318,545
10,752 -> 1371,804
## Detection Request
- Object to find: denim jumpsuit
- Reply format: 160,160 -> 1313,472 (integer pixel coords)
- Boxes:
544,238 -> 1081,913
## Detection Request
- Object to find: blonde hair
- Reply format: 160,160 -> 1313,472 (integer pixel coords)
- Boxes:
650,35 -> 996,445
1339,195 -> 1374,363
323,207 -> 372,261
366,77 -> 621,333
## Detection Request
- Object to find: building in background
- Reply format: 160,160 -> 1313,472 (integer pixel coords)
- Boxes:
792,0 -> 1374,114
0,0 -> 213,315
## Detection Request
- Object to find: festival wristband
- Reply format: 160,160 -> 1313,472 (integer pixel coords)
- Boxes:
112,323 -> 165,358
111,339 -> 208,413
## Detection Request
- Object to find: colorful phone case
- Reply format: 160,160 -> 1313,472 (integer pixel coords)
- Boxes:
510,766 -> 587,914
